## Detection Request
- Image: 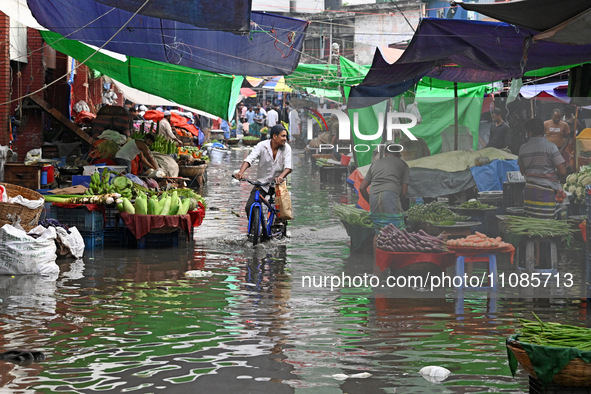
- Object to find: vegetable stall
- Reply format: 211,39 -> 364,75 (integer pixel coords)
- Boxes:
44,168 -> 207,250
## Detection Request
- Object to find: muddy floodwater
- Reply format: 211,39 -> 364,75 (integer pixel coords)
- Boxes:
0,146 -> 588,393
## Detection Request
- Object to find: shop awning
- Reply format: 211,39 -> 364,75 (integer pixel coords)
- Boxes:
41,30 -> 242,121
351,18 -> 591,99
457,0 -> 591,46
27,0 -> 308,76
91,0 -> 252,33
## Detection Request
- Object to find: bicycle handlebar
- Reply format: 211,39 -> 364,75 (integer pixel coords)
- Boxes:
232,174 -> 276,187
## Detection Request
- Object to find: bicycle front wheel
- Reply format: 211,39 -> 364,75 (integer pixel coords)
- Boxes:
250,206 -> 261,246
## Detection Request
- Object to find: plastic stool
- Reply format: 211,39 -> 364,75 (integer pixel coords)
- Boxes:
455,253 -> 498,291
517,238 -> 558,275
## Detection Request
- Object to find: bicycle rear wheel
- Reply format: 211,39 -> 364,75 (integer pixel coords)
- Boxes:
250,206 -> 261,246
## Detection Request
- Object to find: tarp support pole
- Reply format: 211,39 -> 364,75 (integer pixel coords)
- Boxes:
454,82 -> 459,151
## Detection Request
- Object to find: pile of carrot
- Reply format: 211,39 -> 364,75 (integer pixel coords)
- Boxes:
446,231 -> 511,248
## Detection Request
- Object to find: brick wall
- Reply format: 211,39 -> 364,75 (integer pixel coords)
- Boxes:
8,28 -> 45,156
0,12 -> 10,146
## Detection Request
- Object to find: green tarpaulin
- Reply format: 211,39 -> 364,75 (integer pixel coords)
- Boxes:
41,31 -> 243,120
411,80 -> 491,154
286,57 -> 370,91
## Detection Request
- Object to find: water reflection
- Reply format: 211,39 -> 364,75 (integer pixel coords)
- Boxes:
0,146 -> 586,393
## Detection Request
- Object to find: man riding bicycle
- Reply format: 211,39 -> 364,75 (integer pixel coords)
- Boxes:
235,124 -> 292,218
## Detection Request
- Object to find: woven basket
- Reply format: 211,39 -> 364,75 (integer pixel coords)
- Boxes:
507,339 -> 591,387
312,154 -> 333,160
0,182 -> 44,232
242,138 -> 260,146
178,164 -> 207,178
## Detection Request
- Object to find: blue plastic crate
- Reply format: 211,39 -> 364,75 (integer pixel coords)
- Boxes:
52,206 -> 104,232
126,229 -> 179,249
72,175 -> 92,187
104,227 -> 126,247
80,230 -> 104,250
104,206 -> 123,229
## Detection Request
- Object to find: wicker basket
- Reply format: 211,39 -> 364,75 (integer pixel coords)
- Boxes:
0,182 -> 44,232
242,138 -> 260,146
312,154 -> 333,160
178,164 -> 207,178
507,339 -> 591,387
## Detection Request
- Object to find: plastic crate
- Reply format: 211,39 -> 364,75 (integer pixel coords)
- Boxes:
568,203 -> 587,217
52,206 -> 104,232
126,229 -> 179,249
80,230 -> 104,250
104,227 -> 126,247
40,202 -> 53,221
319,165 -> 349,183
502,182 -> 525,208
104,206 -> 123,229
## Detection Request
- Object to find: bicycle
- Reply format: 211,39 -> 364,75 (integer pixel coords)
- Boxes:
233,175 -> 288,246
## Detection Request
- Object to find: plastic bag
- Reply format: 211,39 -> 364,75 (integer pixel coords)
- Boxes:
24,149 -> 42,165
0,225 -> 59,275
55,226 -> 85,258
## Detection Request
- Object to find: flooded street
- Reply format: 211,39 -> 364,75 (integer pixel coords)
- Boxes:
0,146 -> 589,393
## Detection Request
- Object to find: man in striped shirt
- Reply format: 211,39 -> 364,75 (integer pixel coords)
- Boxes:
518,118 -> 566,219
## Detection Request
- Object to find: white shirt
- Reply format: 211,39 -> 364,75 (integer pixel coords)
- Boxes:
259,107 -> 267,117
158,118 -> 177,141
244,140 -> 292,192
267,109 -> 279,127
289,109 -> 300,136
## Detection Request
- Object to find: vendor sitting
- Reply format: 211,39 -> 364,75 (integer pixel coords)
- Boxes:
158,111 -> 182,146
518,118 -> 566,219
115,134 -> 159,174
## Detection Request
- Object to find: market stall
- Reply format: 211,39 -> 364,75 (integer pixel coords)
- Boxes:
44,170 -> 207,249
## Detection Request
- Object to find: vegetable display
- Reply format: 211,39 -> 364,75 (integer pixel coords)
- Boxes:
502,216 -> 576,237
45,193 -> 121,205
563,164 -> 591,202
116,187 -> 205,215
446,232 -> 510,248
406,202 -> 469,223
118,190 -> 194,216
243,136 -> 260,141
518,312 -> 591,351
459,201 -> 495,210
332,204 -> 372,227
150,134 -> 178,154
376,224 -> 448,253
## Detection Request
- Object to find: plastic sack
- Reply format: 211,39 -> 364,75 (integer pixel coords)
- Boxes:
55,227 -> 85,258
24,149 -> 42,165
0,224 -> 59,275
124,173 -> 148,188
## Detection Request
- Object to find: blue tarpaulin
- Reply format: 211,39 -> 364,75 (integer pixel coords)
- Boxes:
470,160 -> 520,192
27,0 -> 308,76
351,18 -> 591,98
92,0 -> 252,33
